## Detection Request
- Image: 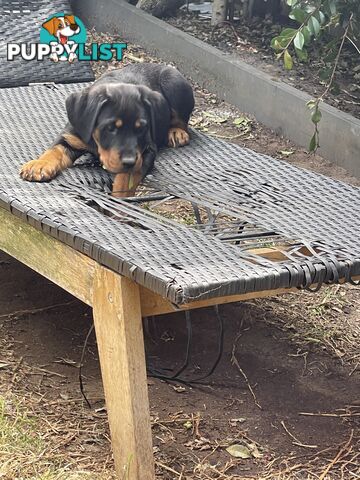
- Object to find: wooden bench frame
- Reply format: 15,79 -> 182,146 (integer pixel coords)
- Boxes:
1,208 -> 356,479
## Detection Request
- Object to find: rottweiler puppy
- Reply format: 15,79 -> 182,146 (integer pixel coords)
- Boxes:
20,63 -> 195,197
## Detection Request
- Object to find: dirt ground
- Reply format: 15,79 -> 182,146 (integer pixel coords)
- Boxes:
0,35 -> 359,480
167,11 -> 360,119
1,254 -> 359,479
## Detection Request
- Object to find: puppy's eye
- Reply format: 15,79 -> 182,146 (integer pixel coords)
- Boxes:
135,119 -> 147,130
107,124 -> 117,133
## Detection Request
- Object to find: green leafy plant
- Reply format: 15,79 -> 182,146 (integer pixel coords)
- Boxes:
271,0 -> 359,151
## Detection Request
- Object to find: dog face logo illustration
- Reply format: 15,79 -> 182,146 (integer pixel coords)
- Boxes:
42,15 -> 80,45
40,13 -> 86,63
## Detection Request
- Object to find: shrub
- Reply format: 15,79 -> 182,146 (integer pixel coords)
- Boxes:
271,0 -> 359,150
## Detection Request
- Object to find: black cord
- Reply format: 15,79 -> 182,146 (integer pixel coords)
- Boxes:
147,306 -> 225,386
147,310 -> 193,382
169,310 -> 192,379
79,322 -> 94,409
191,305 -> 224,383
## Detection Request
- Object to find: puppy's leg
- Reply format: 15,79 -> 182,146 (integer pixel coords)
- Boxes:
159,67 -> 195,148
112,172 -> 142,198
20,145 -> 72,182
140,147 -> 157,179
20,131 -> 88,182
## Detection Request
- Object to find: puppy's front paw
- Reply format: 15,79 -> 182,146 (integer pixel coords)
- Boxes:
20,147 -> 71,182
20,158 -> 58,182
168,128 -> 190,148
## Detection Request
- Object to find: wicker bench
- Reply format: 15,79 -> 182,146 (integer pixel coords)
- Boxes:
1,82 -> 359,479
1,3 -> 359,478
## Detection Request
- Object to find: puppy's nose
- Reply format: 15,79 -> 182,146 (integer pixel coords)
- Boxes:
122,156 -> 136,170
70,23 -> 79,31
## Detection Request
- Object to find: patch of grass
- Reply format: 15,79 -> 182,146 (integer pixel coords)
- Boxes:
33,472 -> 113,480
0,396 -> 115,480
0,396 -> 44,463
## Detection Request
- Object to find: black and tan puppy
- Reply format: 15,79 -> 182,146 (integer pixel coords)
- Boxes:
20,63 -> 194,197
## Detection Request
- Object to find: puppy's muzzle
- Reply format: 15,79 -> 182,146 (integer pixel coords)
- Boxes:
122,155 -> 137,171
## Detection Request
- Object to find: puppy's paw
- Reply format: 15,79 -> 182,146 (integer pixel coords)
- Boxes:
20,147 -> 70,182
68,52 -> 77,63
168,128 -> 190,148
20,158 -> 58,182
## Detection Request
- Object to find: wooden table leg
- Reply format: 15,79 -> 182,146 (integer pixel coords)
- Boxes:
93,266 -> 155,479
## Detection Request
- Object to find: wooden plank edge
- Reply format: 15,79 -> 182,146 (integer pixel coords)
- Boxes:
0,208 -> 95,306
1,207 -> 358,317
140,274 -> 360,317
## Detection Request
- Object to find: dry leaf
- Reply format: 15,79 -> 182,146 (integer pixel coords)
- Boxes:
226,444 -> 251,459
173,385 -> 186,393
54,357 -> 80,368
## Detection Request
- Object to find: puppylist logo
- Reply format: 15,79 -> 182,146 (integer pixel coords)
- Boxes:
7,13 -> 127,63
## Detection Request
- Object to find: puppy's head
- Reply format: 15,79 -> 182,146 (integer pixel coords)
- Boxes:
42,15 -> 80,42
66,83 -> 169,173
61,15 -> 80,38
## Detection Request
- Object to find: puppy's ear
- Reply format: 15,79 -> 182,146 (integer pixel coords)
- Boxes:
66,87 -> 107,144
42,17 -> 59,36
65,15 -> 76,24
139,87 -> 170,147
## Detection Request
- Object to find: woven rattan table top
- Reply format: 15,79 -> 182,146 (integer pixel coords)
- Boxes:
0,82 -> 359,304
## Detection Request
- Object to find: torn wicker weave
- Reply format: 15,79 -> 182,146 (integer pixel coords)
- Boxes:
0,82 -> 359,304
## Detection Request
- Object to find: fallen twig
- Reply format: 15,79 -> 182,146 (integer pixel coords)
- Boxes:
208,131 -> 247,140
299,412 -> 360,418
231,333 -> 262,410
281,420 -> 318,449
156,461 -> 181,477
349,361 -> 359,376
319,429 -> 354,480
0,300 -> 76,319
211,20 -> 241,44
30,366 -> 66,378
